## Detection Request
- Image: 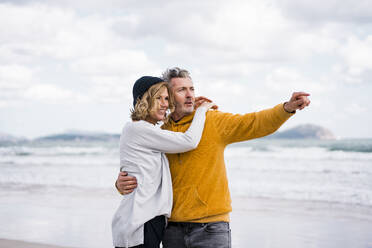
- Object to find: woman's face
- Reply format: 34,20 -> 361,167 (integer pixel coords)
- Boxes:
147,87 -> 169,124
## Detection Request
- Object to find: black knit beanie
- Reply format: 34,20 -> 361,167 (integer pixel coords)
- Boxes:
132,76 -> 164,107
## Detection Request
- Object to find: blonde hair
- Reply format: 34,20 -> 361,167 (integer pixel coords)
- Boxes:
131,82 -> 175,124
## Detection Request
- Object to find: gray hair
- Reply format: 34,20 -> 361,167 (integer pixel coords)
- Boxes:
162,67 -> 192,87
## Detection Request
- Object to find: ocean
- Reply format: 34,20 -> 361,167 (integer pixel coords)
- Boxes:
1,138 -> 371,207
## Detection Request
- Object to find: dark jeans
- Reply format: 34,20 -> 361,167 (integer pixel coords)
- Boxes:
163,221 -> 231,248
115,215 -> 165,248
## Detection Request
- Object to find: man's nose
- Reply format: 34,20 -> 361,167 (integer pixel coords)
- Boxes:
185,89 -> 193,98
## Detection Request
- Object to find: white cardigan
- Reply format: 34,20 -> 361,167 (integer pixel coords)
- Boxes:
112,106 -> 208,248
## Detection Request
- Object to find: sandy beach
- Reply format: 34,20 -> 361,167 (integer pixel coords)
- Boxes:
1,185 -> 372,248
0,239 -> 74,248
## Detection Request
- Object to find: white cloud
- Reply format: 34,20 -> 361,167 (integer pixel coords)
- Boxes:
24,84 -> 89,103
71,50 -> 159,76
0,64 -> 35,106
0,64 -> 33,85
265,67 -> 329,93
0,3 -> 131,63
276,0 -> 372,23
341,36 -> 372,71
157,1 -> 294,62
70,49 -> 162,103
0,3 -> 159,106
329,64 -> 364,84
329,35 -> 372,85
345,103 -> 367,114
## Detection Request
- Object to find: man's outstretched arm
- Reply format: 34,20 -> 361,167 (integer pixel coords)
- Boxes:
115,171 -> 137,195
211,91 -> 311,144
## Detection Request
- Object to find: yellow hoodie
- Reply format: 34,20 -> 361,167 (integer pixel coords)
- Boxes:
162,103 -> 294,223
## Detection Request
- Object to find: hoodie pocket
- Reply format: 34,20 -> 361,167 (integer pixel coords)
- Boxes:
171,186 -> 208,221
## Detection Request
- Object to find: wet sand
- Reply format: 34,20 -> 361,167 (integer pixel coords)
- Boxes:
0,239 -> 75,248
1,185 -> 372,248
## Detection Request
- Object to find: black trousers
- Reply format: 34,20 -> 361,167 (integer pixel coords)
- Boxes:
116,215 -> 166,248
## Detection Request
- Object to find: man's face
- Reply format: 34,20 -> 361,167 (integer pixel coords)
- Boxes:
169,77 -> 195,119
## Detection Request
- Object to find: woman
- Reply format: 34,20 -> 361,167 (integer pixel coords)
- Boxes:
112,76 -> 215,248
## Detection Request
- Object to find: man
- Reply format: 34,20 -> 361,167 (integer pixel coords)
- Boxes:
116,67 -> 310,248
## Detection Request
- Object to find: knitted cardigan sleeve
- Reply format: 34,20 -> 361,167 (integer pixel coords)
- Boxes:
211,103 -> 294,145
132,106 -> 209,154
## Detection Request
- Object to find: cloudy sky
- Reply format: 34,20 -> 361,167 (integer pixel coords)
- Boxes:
1,0 -> 371,139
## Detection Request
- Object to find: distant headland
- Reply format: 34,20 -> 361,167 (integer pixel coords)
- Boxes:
266,124 -> 335,140
0,124 -> 336,144
35,130 -> 120,142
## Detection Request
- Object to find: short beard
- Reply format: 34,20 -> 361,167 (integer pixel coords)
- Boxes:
173,103 -> 194,120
